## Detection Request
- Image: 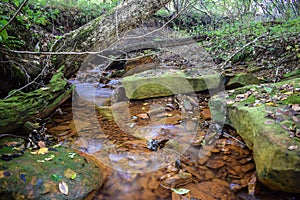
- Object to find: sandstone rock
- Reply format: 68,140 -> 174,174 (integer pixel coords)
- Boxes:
225,73 -> 261,89
0,143 -> 110,200
122,68 -> 220,99
209,78 -> 300,193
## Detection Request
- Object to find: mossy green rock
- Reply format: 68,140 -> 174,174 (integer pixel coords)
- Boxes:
0,142 -> 110,200
209,78 -> 300,193
122,69 -> 220,99
225,73 -> 261,89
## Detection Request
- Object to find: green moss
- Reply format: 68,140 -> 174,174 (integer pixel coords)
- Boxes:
0,144 -> 104,200
240,95 -> 257,105
0,70 -> 73,134
282,94 -> 300,104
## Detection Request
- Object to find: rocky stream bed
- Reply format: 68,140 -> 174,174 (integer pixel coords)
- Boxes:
1,26 -> 299,199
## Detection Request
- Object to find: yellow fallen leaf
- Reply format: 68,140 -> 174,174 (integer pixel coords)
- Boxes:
0,171 -> 4,178
64,168 -> 76,180
265,102 -> 277,107
37,147 -> 48,154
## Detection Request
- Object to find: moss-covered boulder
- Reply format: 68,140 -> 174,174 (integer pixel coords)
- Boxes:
225,73 -> 261,89
0,140 -> 110,200
0,70 -> 73,134
209,78 -> 300,193
122,68 -> 220,99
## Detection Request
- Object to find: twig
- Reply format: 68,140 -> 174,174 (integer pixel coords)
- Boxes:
0,0 -> 29,33
220,32 -> 269,69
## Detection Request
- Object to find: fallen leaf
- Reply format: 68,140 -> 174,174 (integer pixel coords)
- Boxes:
38,141 -> 46,148
0,171 -> 4,178
292,116 -> 299,123
37,147 -> 48,154
171,188 -> 190,195
5,141 -> 19,147
265,102 -> 277,107
288,145 -> 298,151
291,104 -> 300,112
64,168 -> 77,180
42,181 -> 57,194
68,152 -> 76,159
59,181 -> 69,195
137,113 -> 149,119
226,99 -> 235,105
44,155 -> 55,161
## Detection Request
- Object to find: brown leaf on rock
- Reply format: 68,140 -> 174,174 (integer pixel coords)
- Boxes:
38,141 -> 46,148
42,181 -> 58,194
137,113 -> 149,119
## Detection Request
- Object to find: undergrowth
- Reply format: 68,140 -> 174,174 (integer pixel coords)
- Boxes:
199,17 -> 300,65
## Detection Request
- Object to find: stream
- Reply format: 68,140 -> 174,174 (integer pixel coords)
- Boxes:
46,65 -> 299,200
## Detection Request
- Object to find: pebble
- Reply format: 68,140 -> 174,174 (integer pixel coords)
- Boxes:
206,159 -> 225,169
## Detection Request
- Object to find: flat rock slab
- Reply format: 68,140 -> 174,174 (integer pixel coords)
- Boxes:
122,68 -> 220,99
0,140 -> 110,200
224,73 -> 261,89
209,78 -> 300,193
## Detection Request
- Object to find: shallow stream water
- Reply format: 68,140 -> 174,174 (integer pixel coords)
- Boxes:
45,80 -> 300,200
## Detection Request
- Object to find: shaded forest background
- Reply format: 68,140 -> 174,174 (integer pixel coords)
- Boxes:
0,0 -> 299,98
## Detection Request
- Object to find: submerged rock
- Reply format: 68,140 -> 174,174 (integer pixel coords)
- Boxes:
209,78 -> 300,193
0,142 -> 110,200
122,68 -> 220,99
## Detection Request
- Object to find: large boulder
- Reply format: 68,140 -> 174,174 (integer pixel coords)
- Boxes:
209,78 -> 300,193
122,68 -> 220,99
0,141 -> 110,200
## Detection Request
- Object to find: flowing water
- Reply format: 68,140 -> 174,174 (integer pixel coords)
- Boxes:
45,80 -> 300,200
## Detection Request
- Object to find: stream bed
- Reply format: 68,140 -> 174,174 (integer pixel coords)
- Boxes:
45,81 -> 300,200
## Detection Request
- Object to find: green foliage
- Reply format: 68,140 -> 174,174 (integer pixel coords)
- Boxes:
200,17 -> 300,63
0,0 -> 117,48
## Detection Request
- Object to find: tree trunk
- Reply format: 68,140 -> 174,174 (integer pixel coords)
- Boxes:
53,0 -> 171,78
0,0 -> 171,134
